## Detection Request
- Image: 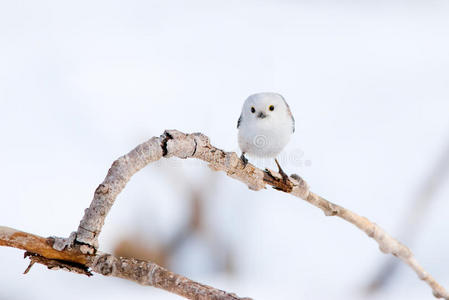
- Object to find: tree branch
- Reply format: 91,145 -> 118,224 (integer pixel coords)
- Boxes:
1,129 -> 448,299
75,129 -> 448,299
367,137 -> 449,293
0,226 -> 248,300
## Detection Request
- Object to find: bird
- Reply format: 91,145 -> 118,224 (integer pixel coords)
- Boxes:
237,92 -> 295,181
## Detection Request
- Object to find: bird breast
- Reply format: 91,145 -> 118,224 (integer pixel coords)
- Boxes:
238,120 -> 292,158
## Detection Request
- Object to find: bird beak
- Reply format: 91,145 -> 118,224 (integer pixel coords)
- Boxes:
257,112 -> 266,119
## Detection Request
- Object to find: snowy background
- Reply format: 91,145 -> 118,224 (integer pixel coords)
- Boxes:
1,1 -> 449,299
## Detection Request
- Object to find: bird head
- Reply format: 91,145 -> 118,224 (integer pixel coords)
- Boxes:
242,92 -> 291,123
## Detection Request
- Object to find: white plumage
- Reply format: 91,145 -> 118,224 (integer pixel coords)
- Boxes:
237,92 -> 295,166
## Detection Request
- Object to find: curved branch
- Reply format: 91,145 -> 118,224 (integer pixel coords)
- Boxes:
75,129 -> 449,299
1,129 -> 447,299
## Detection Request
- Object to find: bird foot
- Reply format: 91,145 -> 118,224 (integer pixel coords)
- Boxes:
263,168 -> 293,193
263,159 -> 294,192
275,159 -> 290,183
240,153 -> 248,167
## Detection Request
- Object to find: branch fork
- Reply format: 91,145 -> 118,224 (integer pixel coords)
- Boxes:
0,129 -> 447,300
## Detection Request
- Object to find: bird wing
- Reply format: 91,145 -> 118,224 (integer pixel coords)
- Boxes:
237,114 -> 242,129
281,97 -> 295,133
290,111 -> 295,133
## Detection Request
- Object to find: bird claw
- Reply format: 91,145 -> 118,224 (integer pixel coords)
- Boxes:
275,159 -> 289,183
263,167 -> 293,193
279,169 -> 289,183
240,153 -> 248,167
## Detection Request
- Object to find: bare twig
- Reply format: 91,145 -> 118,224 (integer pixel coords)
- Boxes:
367,138 -> 449,293
0,226 -> 249,300
1,129 -> 448,300
75,129 -> 447,299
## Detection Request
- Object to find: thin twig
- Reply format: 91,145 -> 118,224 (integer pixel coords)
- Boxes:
367,138 -> 449,293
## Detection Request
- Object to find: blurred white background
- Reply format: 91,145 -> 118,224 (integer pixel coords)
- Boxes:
1,1 -> 449,299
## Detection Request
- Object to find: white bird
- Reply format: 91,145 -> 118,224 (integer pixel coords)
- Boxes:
237,92 -> 295,180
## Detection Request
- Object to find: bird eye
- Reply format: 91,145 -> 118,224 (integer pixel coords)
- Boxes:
269,105 -> 275,111
251,107 -> 255,113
